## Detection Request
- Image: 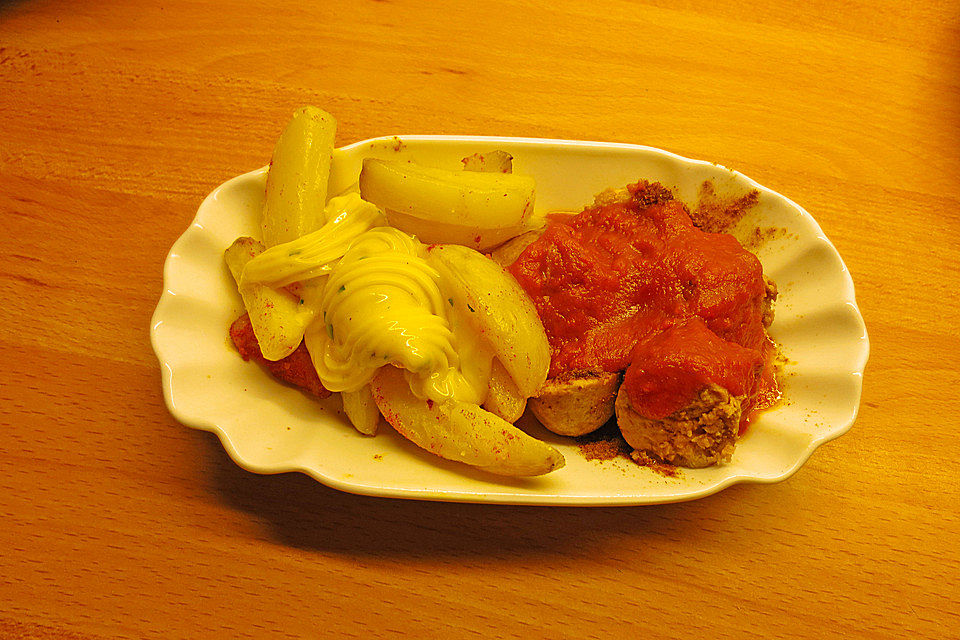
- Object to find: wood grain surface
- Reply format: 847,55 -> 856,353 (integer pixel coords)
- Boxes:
1,0 -> 958,638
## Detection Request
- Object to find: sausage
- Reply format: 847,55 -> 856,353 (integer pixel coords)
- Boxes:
529,370 -> 621,436
229,313 -> 331,399
616,382 -> 741,468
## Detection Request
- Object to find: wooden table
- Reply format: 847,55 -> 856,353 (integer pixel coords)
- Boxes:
2,1 -> 957,638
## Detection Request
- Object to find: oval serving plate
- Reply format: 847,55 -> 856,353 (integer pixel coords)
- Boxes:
151,136 -> 869,506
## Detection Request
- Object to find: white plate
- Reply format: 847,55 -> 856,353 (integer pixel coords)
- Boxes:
151,136 -> 869,506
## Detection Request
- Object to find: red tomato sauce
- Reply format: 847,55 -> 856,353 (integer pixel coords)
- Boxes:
509,181 -> 778,430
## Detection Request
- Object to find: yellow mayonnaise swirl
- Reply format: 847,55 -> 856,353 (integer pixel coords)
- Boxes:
240,193 -> 385,288
306,227 -> 492,403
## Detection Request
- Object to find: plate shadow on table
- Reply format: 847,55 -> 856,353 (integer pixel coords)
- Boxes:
190,428 -> 797,559
0,0 -> 31,15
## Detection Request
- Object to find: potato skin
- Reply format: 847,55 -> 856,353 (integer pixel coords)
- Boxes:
428,244 -> 550,399
341,385 -> 380,436
483,359 -> 527,424
261,106 -> 336,247
529,371 -> 621,437
371,366 -> 564,477
224,237 -> 307,361
359,158 -> 535,231
616,382 -> 741,467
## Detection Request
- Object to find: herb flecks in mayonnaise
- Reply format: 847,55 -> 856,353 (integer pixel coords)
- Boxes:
240,193 -> 385,288
307,227 -> 493,404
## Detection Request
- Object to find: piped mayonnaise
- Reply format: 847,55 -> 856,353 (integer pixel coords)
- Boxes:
240,193 -> 385,288
305,226 -> 493,404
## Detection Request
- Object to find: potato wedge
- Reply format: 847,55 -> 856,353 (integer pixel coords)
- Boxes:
359,158 -> 535,230
371,366 -> 564,477
489,229 -> 544,267
482,358 -> 526,424
529,371 -> 621,436
224,237 -> 309,361
341,384 -> 381,436
383,209 -> 526,251
427,244 -> 549,398
262,106 -> 337,247
242,193 -> 384,287
461,150 -> 513,173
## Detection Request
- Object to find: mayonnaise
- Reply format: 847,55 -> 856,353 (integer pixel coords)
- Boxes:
306,226 -> 493,404
240,193 -> 385,288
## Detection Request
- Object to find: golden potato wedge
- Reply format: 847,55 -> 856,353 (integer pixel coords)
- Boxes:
616,382 -> 741,468
261,106 -> 337,247
359,158 -> 535,230
224,237 -> 309,361
341,384 -> 381,436
482,358 -> 527,424
461,150 -> 513,173
370,366 -> 564,477
427,244 -> 549,398
529,370 -> 621,436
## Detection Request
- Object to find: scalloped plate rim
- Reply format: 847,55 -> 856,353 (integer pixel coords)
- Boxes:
150,135 -> 869,506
